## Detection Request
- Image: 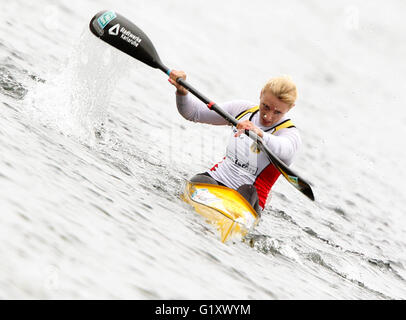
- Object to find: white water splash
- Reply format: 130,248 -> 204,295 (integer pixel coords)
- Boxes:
24,29 -> 128,145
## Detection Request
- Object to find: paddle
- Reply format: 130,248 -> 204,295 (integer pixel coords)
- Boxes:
89,10 -> 315,201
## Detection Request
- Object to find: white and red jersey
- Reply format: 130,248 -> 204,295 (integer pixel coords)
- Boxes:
176,94 -> 302,208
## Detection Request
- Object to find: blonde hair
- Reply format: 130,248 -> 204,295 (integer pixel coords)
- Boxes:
261,76 -> 298,107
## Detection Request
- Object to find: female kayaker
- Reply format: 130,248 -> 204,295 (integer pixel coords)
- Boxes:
169,70 -> 301,214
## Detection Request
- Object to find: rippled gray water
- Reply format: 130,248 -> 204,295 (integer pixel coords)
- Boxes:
1,0 -> 406,299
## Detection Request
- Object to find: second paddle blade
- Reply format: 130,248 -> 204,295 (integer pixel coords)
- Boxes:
89,10 -> 166,71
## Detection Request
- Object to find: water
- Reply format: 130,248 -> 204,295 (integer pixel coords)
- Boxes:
1,0 -> 405,299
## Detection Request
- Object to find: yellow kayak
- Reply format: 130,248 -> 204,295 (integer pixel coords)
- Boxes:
181,181 -> 260,243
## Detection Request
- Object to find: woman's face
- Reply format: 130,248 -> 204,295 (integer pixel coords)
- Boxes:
259,91 -> 293,126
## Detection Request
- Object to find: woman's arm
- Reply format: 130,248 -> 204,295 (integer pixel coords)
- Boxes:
170,70 -> 253,125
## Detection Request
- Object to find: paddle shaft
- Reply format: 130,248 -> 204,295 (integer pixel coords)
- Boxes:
177,78 -> 239,127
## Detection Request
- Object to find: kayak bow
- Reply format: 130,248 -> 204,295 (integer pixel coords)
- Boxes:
181,181 -> 260,242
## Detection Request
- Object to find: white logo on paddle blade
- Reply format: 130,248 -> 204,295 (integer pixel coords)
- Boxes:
109,24 -> 120,36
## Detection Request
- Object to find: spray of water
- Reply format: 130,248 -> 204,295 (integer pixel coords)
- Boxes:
24,28 -> 128,145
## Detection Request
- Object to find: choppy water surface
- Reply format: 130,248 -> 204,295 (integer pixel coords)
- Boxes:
1,0 -> 405,299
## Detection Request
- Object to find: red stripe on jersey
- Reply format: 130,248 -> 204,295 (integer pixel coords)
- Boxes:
254,165 -> 281,209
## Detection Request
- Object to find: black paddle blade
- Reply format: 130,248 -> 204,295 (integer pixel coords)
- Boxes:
252,135 -> 315,201
278,166 -> 315,201
89,10 -> 169,73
